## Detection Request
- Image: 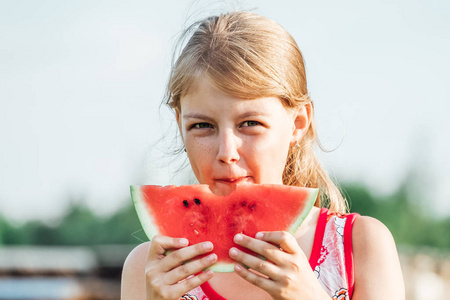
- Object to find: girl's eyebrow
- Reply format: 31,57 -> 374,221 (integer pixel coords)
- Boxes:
183,111 -> 267,120
239,111 -> 267,119
183,113 -> 214,122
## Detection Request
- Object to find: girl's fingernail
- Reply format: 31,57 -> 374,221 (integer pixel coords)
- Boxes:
180,238 -> 189,246
234,234 -> 243,242
203,242 -> 213,250
255,232 -> 263,239
235,264 -> 242,272
207,253 -> 217,262
229,248 -> 238,257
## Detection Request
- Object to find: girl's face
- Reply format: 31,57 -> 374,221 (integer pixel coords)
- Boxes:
177,78 -> 309,196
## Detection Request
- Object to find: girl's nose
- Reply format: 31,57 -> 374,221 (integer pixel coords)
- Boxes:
216,130 -> 240,164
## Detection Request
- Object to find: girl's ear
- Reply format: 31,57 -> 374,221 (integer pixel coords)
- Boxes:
291,102 -> 312,145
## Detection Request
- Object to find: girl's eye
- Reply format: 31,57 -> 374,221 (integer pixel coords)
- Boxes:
192,122 -> 213,129
241,120 -> 260,127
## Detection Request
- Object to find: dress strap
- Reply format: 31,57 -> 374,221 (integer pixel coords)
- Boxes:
344,212 -> 359,298
309,207 -> 329,270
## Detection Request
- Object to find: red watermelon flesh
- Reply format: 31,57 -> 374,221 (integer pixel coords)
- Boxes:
130,184 -> 318,272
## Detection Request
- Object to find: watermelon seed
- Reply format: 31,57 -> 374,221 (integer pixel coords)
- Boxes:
194,230 -> 199,235
249,204 -> 256,211
241,201 -> 247,207
194,198 -> 201,205
183,200 -> 189,208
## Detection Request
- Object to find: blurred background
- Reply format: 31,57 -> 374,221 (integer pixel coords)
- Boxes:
1,0 -> 449,299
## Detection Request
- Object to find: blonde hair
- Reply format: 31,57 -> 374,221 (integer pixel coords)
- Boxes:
165,11 -> 348,213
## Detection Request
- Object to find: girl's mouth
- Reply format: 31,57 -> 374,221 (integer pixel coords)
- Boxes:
215,176 -> 252,184
211,177 -> 253,196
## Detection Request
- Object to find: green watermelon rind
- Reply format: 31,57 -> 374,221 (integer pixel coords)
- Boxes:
287,187 -> 319,234
130,185 -> 161,240
207,262 -> 235,272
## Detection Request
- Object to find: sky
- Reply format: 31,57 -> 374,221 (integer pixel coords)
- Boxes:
1,0 -> 449,222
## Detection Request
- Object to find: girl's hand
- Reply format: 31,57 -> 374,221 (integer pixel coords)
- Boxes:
229,231 -> 330,300
145,235 -> 217,300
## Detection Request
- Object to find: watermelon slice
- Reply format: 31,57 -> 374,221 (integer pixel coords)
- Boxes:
130,184 -> 318,272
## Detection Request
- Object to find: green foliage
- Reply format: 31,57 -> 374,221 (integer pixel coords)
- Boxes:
344,182 -> 450,249
0,200 -> 143,246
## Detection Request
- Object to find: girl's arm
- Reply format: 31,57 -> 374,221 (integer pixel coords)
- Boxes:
121,242 -> 151,298
352,216 -> 405,299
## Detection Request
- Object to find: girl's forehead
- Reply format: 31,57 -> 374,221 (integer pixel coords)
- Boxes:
184,74 -> 265,101
181,76 -> 288,111
183,79 -> 253,106
184,74 -> 229,97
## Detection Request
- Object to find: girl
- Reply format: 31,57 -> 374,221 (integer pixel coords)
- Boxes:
121,11 -> 404,300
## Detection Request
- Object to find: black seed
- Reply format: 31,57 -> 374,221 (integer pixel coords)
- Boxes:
194,198 -> 201,205
249,204 -> 256,211
241,201 -> 247,207
183,200 -> 189,207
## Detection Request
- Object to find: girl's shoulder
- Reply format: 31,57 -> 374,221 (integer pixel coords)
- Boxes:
123,241 -> 151,269
352,215 -> 393,243
350,215 -> 405,299
351,215 -> 399,263
121,242 -> 151,298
